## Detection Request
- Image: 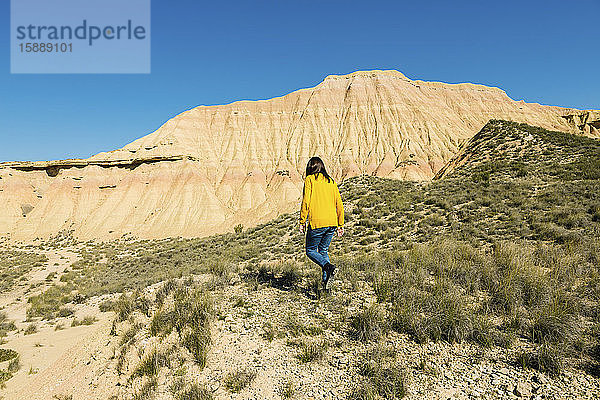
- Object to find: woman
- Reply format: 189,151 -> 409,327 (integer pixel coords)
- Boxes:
299,156 -> 344,289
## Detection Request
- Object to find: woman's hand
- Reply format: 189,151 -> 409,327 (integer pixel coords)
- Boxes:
337,226 -> 344,237
299,222 -> 305,234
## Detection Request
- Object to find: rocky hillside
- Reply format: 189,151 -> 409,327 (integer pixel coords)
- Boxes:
1,120 -> 599,399
1,70 -> 598,241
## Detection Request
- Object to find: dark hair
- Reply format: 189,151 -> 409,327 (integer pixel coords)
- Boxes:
305,156 -> 333,183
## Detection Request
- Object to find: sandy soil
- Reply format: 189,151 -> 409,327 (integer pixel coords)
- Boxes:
2,315 -> 114,399
0,248 -> 78,324
0,247 -> 118,400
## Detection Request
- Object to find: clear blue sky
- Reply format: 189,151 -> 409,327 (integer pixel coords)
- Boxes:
1,0 -> 598,162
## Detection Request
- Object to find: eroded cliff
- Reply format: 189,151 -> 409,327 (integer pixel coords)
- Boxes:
1,70 -> 597,240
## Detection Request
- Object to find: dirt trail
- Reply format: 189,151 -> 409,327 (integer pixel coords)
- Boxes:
0,246 -> 118,400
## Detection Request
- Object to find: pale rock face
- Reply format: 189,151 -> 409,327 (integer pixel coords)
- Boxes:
0,70 -> 598,241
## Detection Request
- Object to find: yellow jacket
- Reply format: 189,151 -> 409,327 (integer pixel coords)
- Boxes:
300,173 -> 344,229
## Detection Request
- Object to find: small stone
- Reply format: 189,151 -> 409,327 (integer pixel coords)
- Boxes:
514,381 -> 532,397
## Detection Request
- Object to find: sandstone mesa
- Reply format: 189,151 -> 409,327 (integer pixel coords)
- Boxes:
1,70 -> 598,241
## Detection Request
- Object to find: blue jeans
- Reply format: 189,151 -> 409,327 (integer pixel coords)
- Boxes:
305,225 -> 337,267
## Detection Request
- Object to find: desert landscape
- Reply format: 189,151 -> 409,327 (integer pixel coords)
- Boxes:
1,70 -> 598,241
1,72 -> 600,400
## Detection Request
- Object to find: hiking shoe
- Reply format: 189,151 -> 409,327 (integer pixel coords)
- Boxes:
322,266 -> 328,284
327,263 -> 336,279
323,263 -> 336,289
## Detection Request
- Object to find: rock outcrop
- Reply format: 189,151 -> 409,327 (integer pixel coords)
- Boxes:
0,70 -> 597,240
561,110 -> 600,137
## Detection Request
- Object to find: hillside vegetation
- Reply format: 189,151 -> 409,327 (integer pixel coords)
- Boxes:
10,120 -> 600,398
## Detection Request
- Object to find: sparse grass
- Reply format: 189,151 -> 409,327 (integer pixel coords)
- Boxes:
517,343 -> 563,375
101,281 -> 216,396
296,340 -> 329,363
155,279 -> 178,308
116,347 -> 127,375
0,348 -> 18,362
279,378 -> 296,398
8,355 -> 21,373
0,369 -> 13,388
130,348 -> 170,380
24,323 -> 38,335
234,224 -> 244,234
169,376 -> 187,395
0,250 -> 47,292
352,344 -> 406,400
284,313 -> 324,337
181,327 -> 211,368
132,376 -> 157,400
120,322 -> 144,347
0,312 -> 17,338
173,288 -> 214,367
57,306 -> 74,317
353,234 -> 591,375
260,321 -> 276,341
26,284 -> 74,320
529,296 -> 579,345
223,369 -> 256,393
99,299 -> 116,312
115,293 -> 135,322
349,364 -> 407,400
149,309 -> 172,336
349,304 -> 387,342
99,291 -> 151,322
390,277 -> 491,345
176,383 -> 213,400
71,315 -> 97,327
114,281 -> 215,397
245,260 -> 304,290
